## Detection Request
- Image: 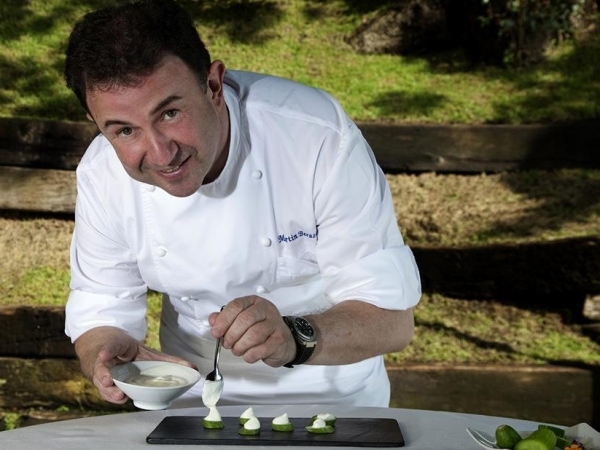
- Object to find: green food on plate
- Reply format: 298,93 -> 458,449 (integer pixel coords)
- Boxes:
496,424 -> 523,449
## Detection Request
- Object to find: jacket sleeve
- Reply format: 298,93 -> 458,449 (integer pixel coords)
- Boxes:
313,118 -> 421,310
65,152 -> 148,343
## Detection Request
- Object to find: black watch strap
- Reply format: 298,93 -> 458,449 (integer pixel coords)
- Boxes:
283,316 -> 317,368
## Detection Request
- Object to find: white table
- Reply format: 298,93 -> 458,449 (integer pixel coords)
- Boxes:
0,404 -> 549,449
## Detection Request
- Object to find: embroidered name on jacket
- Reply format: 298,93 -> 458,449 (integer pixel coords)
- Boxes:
278,229 -> 318,244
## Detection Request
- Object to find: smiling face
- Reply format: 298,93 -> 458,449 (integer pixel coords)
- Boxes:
86,54 -> 230,197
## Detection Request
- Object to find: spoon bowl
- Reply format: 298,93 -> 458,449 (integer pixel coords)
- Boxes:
205,336 -> 223,383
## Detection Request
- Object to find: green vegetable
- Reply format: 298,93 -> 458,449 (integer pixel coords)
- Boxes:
309,415 -> 336,427
496,424 -> 523,449
238,427 -> 260,436
203,419 -> 224,429
514,428 -> 557,450
555,436 -> 571,449
537,425 -> 566,439
272,423 -> 294,432
305,425 -> 335,434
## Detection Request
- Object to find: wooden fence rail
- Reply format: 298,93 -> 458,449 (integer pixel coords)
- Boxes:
2,117 -> 600,173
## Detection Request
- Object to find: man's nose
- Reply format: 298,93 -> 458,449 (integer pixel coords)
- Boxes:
146,129 -> 176,165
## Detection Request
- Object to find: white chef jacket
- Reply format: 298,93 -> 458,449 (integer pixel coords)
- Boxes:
65,69 -> 421,407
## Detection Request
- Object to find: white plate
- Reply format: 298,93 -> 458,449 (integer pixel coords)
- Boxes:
466,423 -> 600,450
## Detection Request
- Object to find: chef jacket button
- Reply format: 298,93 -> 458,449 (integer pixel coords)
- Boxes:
255,285 -> 267,295
145,185 -> 156,192
251,170 -> 263,179
181,296 -> 190,302
260,237 -> 272,247
157,246 -> 167,257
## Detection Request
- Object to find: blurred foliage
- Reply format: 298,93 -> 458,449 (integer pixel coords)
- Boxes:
476,0 -> 590,66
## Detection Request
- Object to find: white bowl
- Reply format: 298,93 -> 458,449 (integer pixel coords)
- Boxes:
111,361 -> 201,410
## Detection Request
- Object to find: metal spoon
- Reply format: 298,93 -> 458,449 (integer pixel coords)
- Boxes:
201,307 -> 224,408
206,335 -> 223,383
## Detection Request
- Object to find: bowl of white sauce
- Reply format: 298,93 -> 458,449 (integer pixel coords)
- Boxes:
111,361 -> 201,410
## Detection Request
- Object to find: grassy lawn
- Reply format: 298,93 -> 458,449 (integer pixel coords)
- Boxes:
0,0 -> 599,124
1,1 -> 599,371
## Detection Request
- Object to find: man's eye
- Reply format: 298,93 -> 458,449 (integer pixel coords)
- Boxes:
165,110 -> 178,120
117,127 -> 133,137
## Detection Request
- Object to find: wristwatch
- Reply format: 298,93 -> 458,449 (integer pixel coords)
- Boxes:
282,316 -> 317,368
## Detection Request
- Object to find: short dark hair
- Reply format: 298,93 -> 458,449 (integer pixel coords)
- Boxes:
64,0 -> 211,112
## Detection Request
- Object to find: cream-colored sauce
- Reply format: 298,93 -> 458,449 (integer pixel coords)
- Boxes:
240,407 -> 255,420
205,406 -> 222,422
312,418 -> 327,428
202,380 -> 224,408
244,416 -> 261,430
273,413 -> 290,425
126,374 -> 188,387
317,413 -> 336,422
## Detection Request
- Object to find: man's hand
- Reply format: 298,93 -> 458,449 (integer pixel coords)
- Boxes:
74,326 -> 196,404
207,297 -> 296,367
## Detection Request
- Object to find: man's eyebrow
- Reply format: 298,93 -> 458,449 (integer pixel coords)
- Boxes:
151,95 -> 182,115
102,95 -> 183,129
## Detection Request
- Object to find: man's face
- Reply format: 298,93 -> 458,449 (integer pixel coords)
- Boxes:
86,55 -> 229,197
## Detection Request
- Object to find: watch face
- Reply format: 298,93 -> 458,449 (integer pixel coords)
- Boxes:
293,317 -> 315,340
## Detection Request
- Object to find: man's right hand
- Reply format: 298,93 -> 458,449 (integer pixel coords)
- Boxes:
73,326 -> 196,404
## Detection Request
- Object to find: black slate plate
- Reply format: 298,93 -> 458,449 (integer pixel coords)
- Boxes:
146,416 -> 405,447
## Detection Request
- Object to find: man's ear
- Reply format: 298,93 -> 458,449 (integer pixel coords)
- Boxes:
86,113 -> 94,122
207,60 -> 226,101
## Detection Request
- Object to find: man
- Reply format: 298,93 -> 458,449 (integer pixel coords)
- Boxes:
63,0 -> 421,408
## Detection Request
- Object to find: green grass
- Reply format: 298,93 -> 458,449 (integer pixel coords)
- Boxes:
0,0 -> 599,123
5,267 -> 71,306
389,294 -> 600,366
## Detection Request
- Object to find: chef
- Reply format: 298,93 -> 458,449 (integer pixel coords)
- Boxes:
63,0 -> 421,408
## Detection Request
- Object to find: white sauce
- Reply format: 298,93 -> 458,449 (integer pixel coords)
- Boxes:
126,374 -> 188,387
273,413 -> 290,425
317,413 -> 336,422
312,418 -> 327,428
202,380 -> 224,408
240,407 -> 255,420
244,416 -> 261,430
205,406 -> 222,422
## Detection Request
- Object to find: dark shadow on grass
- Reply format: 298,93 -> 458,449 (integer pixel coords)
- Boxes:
416,318 -> 518,355
0,1 -> 112,41
179,0 -> 284,45
415,315 -> 596,366
303,0 -> 393,16
473,170 -> 600,242
0,51 -> 83,121
366,90 -> 447,117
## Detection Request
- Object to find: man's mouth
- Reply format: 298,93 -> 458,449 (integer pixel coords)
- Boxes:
159,156 -> 191,175
161,165 -> 182,174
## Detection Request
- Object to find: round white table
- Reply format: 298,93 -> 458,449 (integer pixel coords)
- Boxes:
0,404 -> 549,449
